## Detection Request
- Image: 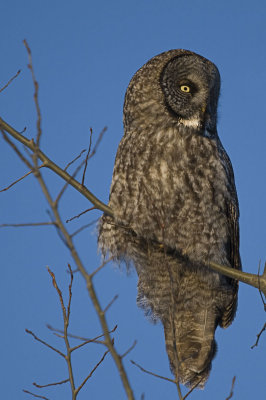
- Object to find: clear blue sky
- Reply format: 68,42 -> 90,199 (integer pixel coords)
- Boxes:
1,1 -> 265,399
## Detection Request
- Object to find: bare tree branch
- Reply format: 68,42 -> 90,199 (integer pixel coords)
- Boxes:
209,261 -> 266,297
0,116 -> 112,216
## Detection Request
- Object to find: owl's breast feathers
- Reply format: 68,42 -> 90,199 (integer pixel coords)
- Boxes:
106,125 -> 238,271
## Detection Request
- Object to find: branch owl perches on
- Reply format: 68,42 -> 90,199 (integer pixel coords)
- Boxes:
98,49 -> 242,388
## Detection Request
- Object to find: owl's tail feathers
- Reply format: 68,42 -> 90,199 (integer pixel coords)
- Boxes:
164,309 -> 217,388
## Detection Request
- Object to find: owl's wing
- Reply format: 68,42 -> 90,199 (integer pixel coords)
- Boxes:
217,137 -> 242,327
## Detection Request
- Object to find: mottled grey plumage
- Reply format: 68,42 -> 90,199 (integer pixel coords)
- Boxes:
98,49 -> 241,388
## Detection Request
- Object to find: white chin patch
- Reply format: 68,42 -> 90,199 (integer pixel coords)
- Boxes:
179,118 -> 200,129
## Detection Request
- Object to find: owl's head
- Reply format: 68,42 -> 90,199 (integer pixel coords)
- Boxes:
124,50 -> 220,135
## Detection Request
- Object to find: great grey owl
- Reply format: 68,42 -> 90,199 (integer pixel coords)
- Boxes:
98,49 -> 241,388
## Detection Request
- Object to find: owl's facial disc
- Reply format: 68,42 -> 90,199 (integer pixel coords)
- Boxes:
160,54 -> 220,131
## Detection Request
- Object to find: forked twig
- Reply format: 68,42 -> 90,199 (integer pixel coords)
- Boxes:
251,323 -> 266,349
47,266 -> 76,395
23,39 -> 42,147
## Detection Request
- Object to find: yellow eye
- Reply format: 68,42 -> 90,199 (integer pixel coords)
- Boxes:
180,85 -> 191,93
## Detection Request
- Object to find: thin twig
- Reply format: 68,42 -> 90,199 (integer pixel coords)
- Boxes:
0,164 -> 45,192
64,149 -> 86,171
23,39 -> 42,148
33,378 -> 69,388
46,209 -> 69,248
130,360 -> 177,384
70,219 -> 98,238
67,264 -> 73,319
0,69 -> 21,93
23,390 -> 50,400
104,294 -> 119,313
1,130 -> 33,169
55,159 -> 86,206
66,207 -> 96,223
70,338 -> 105,352
121,340 -> 137,358
87,126 -> 107,161
0,222 -> 55,228
47,268 -> 66,315
251,323 -> 266,349
82,127 -> 93,185
75,350 -> 109,395
25,329 -> 65,358
225,376 -> 236,400
46,324 -> 117,342
183,378 -> 204,399
90,257 -> 113,278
